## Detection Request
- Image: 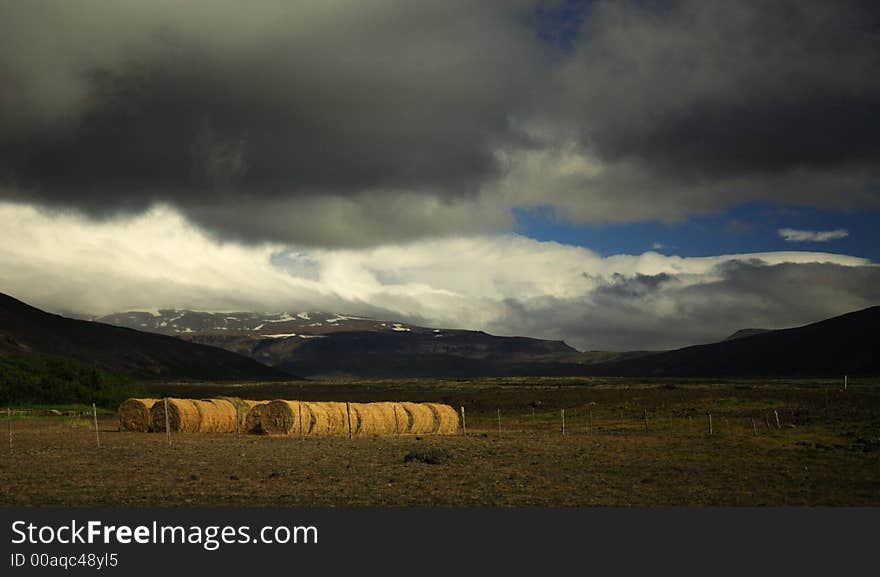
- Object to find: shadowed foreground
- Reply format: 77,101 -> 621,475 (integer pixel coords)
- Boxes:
2,382 -> 877,506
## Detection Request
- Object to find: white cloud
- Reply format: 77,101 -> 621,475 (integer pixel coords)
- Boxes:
0,202 -> 876,350
778,228 -> 849,242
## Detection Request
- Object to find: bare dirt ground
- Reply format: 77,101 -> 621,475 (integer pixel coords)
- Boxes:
1,380 -> 878,506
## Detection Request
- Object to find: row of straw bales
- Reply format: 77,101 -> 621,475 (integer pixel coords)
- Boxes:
118,398 -> 459,436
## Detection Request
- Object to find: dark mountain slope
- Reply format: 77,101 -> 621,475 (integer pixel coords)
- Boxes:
270,330 -> 577,378
0,293 -> 289,381
584,306 -> 880,377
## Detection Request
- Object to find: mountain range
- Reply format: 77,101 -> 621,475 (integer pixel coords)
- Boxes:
2,291 -> 878,380
95,309 -> 590,378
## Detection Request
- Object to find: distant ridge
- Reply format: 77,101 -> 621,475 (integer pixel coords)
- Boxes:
582,306 -> 880,377
0,293 -> 290,381
722,328 -> 772,341
97,308 -> 579,379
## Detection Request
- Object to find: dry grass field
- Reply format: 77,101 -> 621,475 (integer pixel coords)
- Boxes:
1,378 -> 878,506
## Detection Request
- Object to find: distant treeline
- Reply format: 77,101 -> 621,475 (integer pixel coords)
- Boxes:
0,354 -> 145,408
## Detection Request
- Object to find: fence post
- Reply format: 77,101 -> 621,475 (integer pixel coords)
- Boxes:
393,405 -> 400,437
345,401 -> 353,440
774,409 -> 781,429
92,403 -> 100,448
235,402 -> 241,444
561,408 -> 565,437
708,412 -> 713,435
751,418 -> 758,436
643,408 -> 649,433
164,397 -> 171,447
461,406 -> 467,436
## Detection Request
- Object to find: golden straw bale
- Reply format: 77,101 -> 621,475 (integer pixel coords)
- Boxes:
117,398 -> 159,432
425,403 -> 460,434
244,402 -> 270,434
309,402 -> 349,436
218,397 -> 264,430
372,402 -> 400,436
261,400 -> 297,435
400,402 -> 435,434
194,399 -> 240,433
247,400 -> 313,435
150,398 -> 201,432
349,402 -> 395,436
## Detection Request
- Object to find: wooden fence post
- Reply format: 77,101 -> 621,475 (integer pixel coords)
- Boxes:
92,403 -> 100,448
643,408 -> 649,433
708,412 -> 713,435
393,405 -> 400,436
345,401 -> 353,440
461,406 -> 467,436
774,409 -> 781,429
235,403 -> 241,444
164,397 -> 171,447
561,408 -> 565,437
751,418 -> 758,436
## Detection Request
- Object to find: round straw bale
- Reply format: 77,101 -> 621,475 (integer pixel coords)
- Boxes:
400,402 -> 435,434
372,402 -> 400,436
257,400 -> 300,435
425,403 -> 460,434
217,397 -> 264,430
250,400 -> 317,435
303,402 -> 344,436
150,398 -> 201,432
117,398 -> 159,432
194,399 -> 240,433
348,402 -> 394,436
244,402 -> 270,434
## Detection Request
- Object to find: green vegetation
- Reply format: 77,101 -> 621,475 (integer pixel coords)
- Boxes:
0,354 -> 145,408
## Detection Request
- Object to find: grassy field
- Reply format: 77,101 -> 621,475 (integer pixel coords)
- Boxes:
1,378 -> 878,506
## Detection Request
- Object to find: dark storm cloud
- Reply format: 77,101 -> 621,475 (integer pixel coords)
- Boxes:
558,0 -> 880,178
2,0 -> 879,243
0,1 -> 542,239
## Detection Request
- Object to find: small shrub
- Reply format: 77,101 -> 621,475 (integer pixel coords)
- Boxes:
403,448 -> 451,465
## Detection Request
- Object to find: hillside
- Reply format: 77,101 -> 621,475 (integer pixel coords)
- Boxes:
583,306 -> 880,377
97,309 -> 579,378
0,293 -> 290,381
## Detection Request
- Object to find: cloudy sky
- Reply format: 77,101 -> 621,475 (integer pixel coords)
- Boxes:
1,0 -> 879,350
